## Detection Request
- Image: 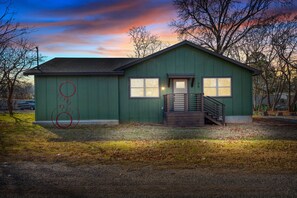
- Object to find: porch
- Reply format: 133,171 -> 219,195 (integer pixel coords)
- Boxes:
163,93 -> 225,127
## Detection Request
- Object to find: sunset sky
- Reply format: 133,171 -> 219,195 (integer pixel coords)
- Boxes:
12,0 -> 297,60
13,0 -> 179,59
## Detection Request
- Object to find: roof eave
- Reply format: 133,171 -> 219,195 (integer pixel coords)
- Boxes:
252,70 -> 262,76
23,71 -> 125,76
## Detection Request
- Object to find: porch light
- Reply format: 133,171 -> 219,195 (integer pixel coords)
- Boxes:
161,86 -> 165,91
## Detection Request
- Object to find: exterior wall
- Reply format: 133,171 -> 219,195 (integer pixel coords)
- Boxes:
119,45 -> 253,123
35,76 -> 119,122
225,116 -> 252,123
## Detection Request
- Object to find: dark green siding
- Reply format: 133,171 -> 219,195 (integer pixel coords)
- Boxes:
119,45 -> 253,123
35,76 -> 119,121
35,45 -> 253,123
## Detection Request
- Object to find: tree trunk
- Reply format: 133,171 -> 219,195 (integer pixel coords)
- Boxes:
7,85 -> 14,116
288,81 -> 292,112
260,95 -> 266,110
264,79 -> 272,110
289,91 -> 297,112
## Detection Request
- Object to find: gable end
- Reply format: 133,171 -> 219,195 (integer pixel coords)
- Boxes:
115,40 -> 261,75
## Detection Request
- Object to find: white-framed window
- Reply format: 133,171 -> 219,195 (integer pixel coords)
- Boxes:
203,77 -> 231,97
130,78 -> 159,98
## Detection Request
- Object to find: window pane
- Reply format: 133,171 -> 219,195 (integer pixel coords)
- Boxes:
218,88 -> 231,96
218,78 -> 231,87
204,78 -> 216,87
130,78 -> 159,98
145,79 -> 158,87
131,88 -> 144,97
131,79 -> 144,88
176,81 -> 185,89
204,88 -> 217,96
146,88 -> 159,97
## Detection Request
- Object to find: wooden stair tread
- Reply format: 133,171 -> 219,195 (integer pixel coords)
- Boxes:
204,114 -> 223,126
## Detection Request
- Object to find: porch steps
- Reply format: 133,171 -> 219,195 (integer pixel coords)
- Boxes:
203,96 -> 225,126
204,113 -> 224,126
163,93 -> 225,127
164,111 -> 204,127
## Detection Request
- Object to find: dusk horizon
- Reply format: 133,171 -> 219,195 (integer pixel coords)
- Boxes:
14,0 -> 179,59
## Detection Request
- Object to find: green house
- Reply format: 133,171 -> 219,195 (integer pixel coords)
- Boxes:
24,41 -> 260,127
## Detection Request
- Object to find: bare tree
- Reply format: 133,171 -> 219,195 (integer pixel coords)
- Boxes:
128,26 -> 168,58
232,23 -> 282,110
0,0 -> 28,97
0,1 -> 34,115
13,81 -> 34,99
1,39 -> 37,116
0,0 -> 27,50
247,50 -> 286,111
272,16 -> 297,111
228,13 -> 297,112
171,0 -> 290,54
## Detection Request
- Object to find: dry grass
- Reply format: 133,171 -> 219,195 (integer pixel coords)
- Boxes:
1,112 -> 297,172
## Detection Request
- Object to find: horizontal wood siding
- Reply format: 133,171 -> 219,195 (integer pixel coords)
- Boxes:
119,45 -> 253,123
35,76 -> 119,121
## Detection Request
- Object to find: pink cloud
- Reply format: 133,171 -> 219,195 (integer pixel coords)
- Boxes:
36,34 -> 91,45
27,4 -> 175,36
23,1 -> 178,57
51,1 -> 145,17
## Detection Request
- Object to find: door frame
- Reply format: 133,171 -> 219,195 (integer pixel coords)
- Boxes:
172,78 -> 189,112
172,78 -> 189,94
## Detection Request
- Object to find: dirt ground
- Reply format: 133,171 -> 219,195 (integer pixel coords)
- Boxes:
1,161 -> 297,198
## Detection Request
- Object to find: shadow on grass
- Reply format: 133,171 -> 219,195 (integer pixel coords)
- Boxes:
0,113 -> 44,156
12,115 -> 23,124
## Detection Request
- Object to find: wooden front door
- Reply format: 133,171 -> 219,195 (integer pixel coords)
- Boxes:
173,79 -> 188,111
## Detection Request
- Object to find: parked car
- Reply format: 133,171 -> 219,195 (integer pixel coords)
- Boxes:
17,100 -> 35,110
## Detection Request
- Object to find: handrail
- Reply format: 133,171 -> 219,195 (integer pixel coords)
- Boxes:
203,96 -> 225,125
205,96 -> 225,106
163,93 -> 225,125
163,93 -> 203,112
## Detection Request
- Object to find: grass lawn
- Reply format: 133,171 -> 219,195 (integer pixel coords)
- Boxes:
1,112 -> 297,172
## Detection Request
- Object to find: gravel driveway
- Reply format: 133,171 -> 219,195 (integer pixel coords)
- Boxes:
44,117 -> 297,142
1,161 -> 297,198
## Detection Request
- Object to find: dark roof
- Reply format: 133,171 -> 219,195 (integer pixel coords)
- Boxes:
24,58 -> 138,76
24,40 -> 261,76
115,40 -> 261,75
